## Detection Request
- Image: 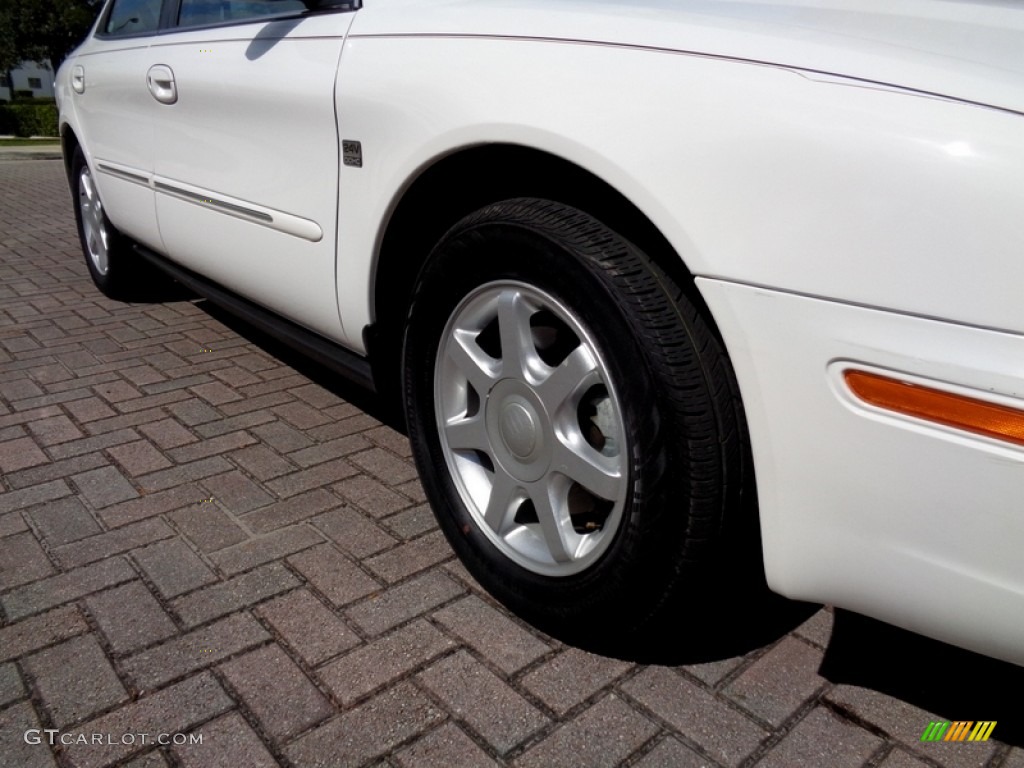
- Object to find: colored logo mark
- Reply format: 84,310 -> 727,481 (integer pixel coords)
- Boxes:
920,721 -> 997,742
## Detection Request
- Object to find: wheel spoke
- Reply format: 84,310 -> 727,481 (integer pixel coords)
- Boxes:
536,344 -> 600,413
531,482 -> 578,563
497,289 -> 538,380
443,413 -> 489,453
448,329 -> 499,396
483,469 -> 519,534
552,438 -> 623,501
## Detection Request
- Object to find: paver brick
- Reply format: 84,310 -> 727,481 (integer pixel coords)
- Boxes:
122,612 -> 271,688
0,436 -> 48,472
133,537 -> 218,598
419,651 -> 549,754
173,712 -> 278,768
86,581 -> 179,654
632,737 -> 718,768
168,502 -> 248,553
878,748 -> 937,768
230,444 -> 296,480
794,608 -> 834,649
515,694 -> 659,768
6,451 -> 107,490
71,464 -> 139,507
23,634 -> 128,727
0,605 -> 90,662
244,488 -> 343,533
366,530 -> 453,583
364,425 -> 413,458
320,618 -> 455,706
256,588 -> 361,665
311,505 -> 397,557
138,418 -> 198,449
724,636 -> 827,726
218,390 -> 292,417
0,479 -> 71,514
349,447 -> 419,484
623,667 -> 769,767
136,456 -> 234,493
825,684 -> 996,768
2,557 -> 136,621
0,701 -> 59,768
285,682 -> 444,768
753,706 -> 883,768
265,457 -> 359,498
220,643 -> 333,740
0,509 -> 28,537
193,409 -> 275,438
197,469 -> 273,514
271,400 -> 332,429
167,430 -> 257,463
166,397 -> 222,425
27,413 -> 83,445
251,420 -> 314,453
433,595 -> 551,675
383,504 -> 437,539
288,543 -> 380,606
520,647 -> 633,716
347,569 -> 465,636
172,561 -> 300,627
53,517 -> 174,568
0,661 -> 26,707
46,428 -> 140,460
0,529 -> 55,589
287,434 -> 371,468
395,723 -> 500,768
212,524 -> 323,575
98,483 -> 208,527
107,439 -> 173,476
62,672 -> 233,768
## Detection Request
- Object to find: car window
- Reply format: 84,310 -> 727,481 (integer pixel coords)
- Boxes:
178,0 -> 308,28
104,0 -> 162,36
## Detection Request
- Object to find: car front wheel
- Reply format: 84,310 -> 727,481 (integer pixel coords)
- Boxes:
403,198 -> 751,646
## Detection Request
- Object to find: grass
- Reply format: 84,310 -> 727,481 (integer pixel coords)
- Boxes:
0,138 -> 60,146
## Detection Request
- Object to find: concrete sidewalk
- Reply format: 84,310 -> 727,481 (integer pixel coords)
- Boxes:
0,159 -> 1019,768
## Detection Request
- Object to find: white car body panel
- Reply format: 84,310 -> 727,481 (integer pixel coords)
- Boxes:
56,0 -> 1024,665
700,278 -> 1024,665
147,15 -> 353,338
67,41 -> 162,248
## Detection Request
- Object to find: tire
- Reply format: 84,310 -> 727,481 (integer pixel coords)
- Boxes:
71,147 -> 170,301
403,198 -> 752,647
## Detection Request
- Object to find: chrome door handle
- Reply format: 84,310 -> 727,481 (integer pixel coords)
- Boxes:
146,64 -> 177,104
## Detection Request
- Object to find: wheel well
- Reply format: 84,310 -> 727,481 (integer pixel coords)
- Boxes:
60,125 -> 80,186
370,144 -> 721,414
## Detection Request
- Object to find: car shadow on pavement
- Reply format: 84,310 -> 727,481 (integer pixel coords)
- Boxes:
820,610 -> 1023,748
195,299 -> 405,431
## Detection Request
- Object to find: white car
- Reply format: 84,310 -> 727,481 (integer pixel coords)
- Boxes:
57,0 -> 1024,665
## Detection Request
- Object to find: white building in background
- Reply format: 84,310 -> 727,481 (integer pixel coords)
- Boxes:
1,61 -> 55,101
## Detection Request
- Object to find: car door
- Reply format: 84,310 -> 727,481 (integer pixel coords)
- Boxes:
71,0 -> 164,250
148,1 -> 358,339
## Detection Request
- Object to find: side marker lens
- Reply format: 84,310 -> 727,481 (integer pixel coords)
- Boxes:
844,370 -> 1024,447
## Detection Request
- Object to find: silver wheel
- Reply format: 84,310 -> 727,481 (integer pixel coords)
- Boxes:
78,166 -> 109,276
435,281 -> 628,577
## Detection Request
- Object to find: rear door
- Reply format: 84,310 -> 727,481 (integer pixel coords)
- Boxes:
149,1 -> 357,338
72,0 -> 164,249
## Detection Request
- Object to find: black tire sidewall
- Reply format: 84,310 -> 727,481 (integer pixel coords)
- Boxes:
404,210 -> 707,637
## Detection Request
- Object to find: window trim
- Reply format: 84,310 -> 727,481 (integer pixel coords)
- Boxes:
93,0 -> 360,39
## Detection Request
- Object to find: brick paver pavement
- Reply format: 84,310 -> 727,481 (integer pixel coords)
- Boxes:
1,156 -> 1020,767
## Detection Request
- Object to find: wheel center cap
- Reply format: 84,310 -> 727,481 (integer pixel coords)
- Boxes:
500,402 -> 538,459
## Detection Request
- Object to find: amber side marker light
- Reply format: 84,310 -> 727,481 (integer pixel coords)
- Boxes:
844,370 -> 1024,447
